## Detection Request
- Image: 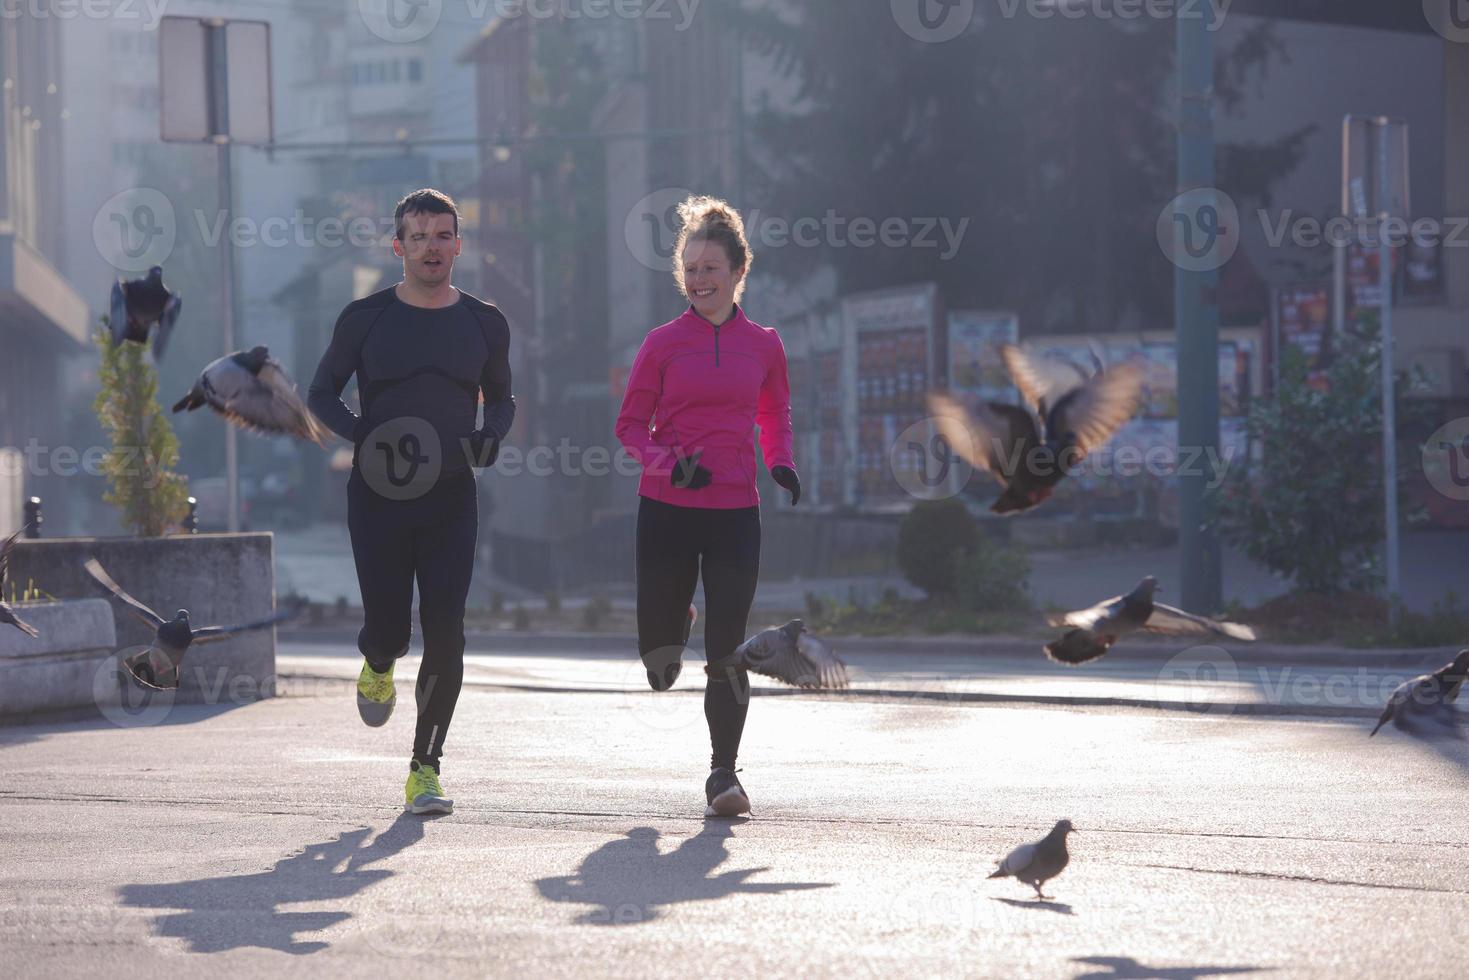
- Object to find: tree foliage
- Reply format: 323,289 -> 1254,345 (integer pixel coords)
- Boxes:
93,325 -> 190,537
727,1 -> 1311,332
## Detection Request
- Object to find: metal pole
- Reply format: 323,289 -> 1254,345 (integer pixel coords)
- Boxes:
208,21 -> 239,533
1377,126 -> 1400,628
1176,11 -> 1222,614
220,140 -> 239,532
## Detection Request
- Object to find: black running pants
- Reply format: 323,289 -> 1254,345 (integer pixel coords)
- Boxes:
636,496 -> 760,770
348,467 -> 477,771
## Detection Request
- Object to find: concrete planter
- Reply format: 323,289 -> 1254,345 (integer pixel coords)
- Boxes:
8,533 -> 279,706
0,599 -> 117,719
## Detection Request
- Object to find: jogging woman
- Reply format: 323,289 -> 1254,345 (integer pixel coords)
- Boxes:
614,195 -> 801,817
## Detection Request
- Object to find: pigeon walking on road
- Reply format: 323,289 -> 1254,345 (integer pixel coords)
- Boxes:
1370,649 -> 1469,738
0,531 -> 38,638
108,266 -> 182,360
1044,576 -> 1257,665
172,346 -> 331,446
715,620 -> 849,690
989,819 -> 1075,899
84,558 -> 298,691
927,344 -> 1142,515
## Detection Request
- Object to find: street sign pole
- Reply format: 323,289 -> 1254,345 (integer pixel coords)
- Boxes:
206,21 -> 240,533
1176,11 -> 1222,615
1377,127 -> 1400,628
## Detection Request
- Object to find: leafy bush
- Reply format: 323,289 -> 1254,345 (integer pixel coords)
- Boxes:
897,498 -> 979,597
1211,322 -> 1427,595
952,540 -> 1031,613
93,326 -> 189,536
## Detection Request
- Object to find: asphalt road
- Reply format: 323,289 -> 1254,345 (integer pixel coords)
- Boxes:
2,642 -> 1466,979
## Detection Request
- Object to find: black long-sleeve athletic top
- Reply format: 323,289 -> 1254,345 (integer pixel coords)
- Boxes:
307,285 -> 516,475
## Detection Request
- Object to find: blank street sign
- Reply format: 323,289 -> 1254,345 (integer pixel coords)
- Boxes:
159,16 -> 273,144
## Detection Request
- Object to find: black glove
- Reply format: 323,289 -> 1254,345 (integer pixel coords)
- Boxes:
771,465 -> 801,505
671,452 -> 713,490
467,429 -> 501,468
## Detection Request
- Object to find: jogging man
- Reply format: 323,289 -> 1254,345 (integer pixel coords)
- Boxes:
308,188 -> 515,815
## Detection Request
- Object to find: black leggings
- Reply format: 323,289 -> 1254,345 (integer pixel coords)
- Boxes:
636,497 -> 760,771
348,467 -> 477,772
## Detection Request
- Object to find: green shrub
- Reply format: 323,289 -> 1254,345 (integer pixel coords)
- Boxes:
93,325 -> 189,536
952,540 -> 1031,613
897,498 -> 979,597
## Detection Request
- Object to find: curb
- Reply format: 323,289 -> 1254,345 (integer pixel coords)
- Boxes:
277,628 -> 1460,670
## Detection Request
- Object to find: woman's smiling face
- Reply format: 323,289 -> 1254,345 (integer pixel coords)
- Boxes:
681,237 -> 744,319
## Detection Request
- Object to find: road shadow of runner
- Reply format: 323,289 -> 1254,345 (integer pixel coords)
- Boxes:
117,813 -> 426,954
534,822 -> 832,925
1069,956 -> 1268,979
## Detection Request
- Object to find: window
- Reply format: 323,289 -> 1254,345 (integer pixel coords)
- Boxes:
408,59 -> 422,82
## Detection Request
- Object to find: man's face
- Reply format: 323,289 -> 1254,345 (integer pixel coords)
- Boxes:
394,210 -> 461,286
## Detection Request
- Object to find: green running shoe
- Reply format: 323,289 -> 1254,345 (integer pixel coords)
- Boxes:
405,760 -> 453,815
356,661 -> 396,727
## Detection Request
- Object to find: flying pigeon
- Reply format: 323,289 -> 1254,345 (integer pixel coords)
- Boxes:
1044,576 -> 1257,665
108,266 -> 182,360
989,819 -> 1075,899
1370,649 -> 1469,738
719,620 -> 849,690
927,344 -> 1142,514
84,557 -> 298,691
0,530 -> 38,638
172,346 -> 331,446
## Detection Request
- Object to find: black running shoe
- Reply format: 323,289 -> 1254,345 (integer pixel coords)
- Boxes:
704,767 -> 750,817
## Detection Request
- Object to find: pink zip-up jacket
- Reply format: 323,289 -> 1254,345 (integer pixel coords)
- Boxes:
615,305 -> 795,509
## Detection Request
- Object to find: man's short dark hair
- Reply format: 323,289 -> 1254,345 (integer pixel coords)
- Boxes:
394,188 -> 460,242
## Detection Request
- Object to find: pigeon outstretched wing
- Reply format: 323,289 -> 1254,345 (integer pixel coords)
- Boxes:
927,391 -> 1037,488
192,603 -> 302,644
1046,360 -> 1144,459
1000,345 -> 1089,417
1145,603 -> 1256,641
83,557 -> 165,630
730,620 -> 849,690
200,356 -> 329,445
